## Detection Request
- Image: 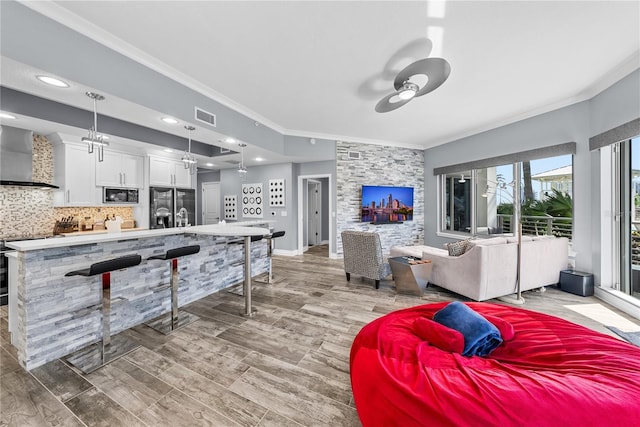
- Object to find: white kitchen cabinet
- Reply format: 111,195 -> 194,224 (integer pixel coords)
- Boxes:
149,156 -> 192,188
95,149 -> 143,188
53,143 -> 97,206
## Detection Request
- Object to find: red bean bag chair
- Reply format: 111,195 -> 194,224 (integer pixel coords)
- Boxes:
350,302 -> 640,427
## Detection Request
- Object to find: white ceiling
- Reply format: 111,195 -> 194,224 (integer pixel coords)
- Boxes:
3,1 -> 640,159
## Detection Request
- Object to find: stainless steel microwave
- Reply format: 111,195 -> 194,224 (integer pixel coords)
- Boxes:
103,187 -> 139,204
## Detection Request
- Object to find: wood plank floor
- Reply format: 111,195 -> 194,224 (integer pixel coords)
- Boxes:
2,247 -> 639,426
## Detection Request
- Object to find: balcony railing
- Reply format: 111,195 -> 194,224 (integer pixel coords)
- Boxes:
496,214 -> 573,240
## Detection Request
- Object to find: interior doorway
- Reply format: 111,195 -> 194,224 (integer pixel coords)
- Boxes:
297,174 -> 333,257
202,182 -> 220,225
307,180 -> 322,247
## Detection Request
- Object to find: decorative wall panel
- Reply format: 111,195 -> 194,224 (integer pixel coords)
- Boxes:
241,183 -> 263,218
224,195 -> 237,220
268,178 -> 285,207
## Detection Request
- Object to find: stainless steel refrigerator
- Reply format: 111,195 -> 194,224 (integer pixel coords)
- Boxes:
150,187 -> 196,229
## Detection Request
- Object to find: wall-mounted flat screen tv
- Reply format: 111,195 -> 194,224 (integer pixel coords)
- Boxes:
361,185 -> 414,223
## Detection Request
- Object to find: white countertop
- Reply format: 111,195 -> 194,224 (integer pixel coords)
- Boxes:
6,221 -> 275,251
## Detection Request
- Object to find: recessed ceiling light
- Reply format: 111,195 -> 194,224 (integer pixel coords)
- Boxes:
161,117 -> 179,124
224,137 -> 236,144
164,148 -> 173,153
36,75 -> 69,88
255,157 -> 264,162
205,162 -> 214,167
0,112 -> 17,119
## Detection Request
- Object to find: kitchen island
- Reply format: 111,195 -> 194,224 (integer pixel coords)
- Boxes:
6,221 -> 273,370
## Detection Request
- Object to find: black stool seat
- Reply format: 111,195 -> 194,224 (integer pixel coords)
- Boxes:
146,245 -> 201,334
255,230 -> 285,284
270,230 -> 285,239
229,235 -> 264,244
65,254 -> 142,277
64,254 -> 141,374
148,245 -> 200,261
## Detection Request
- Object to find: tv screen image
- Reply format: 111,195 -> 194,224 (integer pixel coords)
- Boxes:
361,185 -> 414,223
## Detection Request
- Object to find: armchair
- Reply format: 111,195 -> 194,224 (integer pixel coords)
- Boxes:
341,230 -> 392,289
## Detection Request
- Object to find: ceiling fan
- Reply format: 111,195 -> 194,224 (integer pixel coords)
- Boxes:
375,57 -> 451,113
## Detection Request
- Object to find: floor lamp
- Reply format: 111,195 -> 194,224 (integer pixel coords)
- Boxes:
499,162 -> 526,305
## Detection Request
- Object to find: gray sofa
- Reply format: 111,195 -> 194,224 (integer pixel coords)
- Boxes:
390,236 -> 569,301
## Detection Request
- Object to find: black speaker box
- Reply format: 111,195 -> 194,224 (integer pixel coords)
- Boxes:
559,270 -> 594,297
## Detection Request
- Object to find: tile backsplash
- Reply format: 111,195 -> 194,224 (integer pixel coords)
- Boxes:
0,134 -> 135,240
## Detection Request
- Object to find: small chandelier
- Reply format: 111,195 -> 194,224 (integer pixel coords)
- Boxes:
81,92 -> 109,162
238,143 -> 248,178
181,125 -> 197,175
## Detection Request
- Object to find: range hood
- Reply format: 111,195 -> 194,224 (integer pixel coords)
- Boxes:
0,126 -> 59,189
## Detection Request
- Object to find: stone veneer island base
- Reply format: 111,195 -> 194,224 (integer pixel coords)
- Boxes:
6,223 -> 272,370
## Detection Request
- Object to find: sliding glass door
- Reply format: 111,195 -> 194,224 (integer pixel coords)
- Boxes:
615,136 -> 640,299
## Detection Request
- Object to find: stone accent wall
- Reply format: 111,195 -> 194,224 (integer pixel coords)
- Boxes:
336,142 -> 424,256
17,234 -> 268,369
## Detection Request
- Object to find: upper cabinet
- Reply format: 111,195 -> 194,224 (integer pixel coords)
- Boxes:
53,143 -> 97,206
149,156 -> 192,188
95,150 -> 143,188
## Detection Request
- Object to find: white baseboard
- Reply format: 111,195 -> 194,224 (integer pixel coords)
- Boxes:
273,248 -> 299,257
595,286 -> 640,321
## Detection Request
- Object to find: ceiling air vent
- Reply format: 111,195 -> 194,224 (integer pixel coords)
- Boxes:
347,151 -> 361,160
195,107 -> 216,128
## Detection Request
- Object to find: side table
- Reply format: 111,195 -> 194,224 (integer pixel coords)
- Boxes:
388,256 -> 432,296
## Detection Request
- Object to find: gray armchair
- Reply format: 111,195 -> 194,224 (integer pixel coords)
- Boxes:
341,230 -> 392,289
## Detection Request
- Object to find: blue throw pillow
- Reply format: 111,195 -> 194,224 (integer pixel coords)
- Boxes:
433,301 -> 503,357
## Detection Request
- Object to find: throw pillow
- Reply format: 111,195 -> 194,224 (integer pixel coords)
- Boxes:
481,314 -> 515,342
447,239 -> 469,256
413,317 -> 465,354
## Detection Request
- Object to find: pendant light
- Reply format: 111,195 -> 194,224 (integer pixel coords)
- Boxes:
238,143 -> 248,178
181,125 -> 197,175
81,92 -> 109,162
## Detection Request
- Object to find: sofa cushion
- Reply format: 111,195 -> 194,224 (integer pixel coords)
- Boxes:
446,239 -> 470,256
507,235 -> 534,243
469,237 -> 508,247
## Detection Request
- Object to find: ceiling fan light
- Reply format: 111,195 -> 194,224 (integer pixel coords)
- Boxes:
397,82 -> 419,100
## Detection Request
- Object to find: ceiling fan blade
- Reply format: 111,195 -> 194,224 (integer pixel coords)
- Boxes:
393,57 -> 451,97
375,91 -> 412,113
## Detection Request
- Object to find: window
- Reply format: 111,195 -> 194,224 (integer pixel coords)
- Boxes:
438,155 -> 573,239
442,171 -> 471,233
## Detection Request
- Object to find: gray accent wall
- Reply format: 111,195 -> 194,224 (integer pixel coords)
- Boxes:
424,69 -> 640,282
220,163 -> 296,251
336,142 -> 425,256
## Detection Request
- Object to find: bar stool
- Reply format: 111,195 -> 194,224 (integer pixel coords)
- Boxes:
64,254 -> 142,374
256,231 -> 285,284
145,245 -> 201,334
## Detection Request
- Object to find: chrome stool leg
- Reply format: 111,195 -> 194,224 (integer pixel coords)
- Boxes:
145,245 -> 200,334
64,254 -> 141,374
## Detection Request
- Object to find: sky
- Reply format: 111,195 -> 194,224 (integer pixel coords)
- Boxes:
496,154 -> 572,184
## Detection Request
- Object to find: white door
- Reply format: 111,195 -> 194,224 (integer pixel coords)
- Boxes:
307,180 -> 321,246
202,182 -> 221,224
